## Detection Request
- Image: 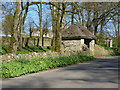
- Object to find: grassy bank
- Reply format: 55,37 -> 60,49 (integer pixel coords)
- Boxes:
2,54 -> 94,79
101,52 -> 120,56
0,45 -> 53,55
98,43 -> 118,50
110,52 -> 120,56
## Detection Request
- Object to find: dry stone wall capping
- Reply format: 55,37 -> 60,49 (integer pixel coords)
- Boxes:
0,51 -> 61,62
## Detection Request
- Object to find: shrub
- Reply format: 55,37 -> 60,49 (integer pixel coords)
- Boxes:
104,47 -> 118,50
98,43 -> 106,47
0,45 -> 8,55
110,52 -> 120,56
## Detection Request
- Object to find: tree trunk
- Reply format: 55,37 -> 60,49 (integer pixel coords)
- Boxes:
113,21 -> 118,47
61,3 -> 67,31
118,3 -> 120,48
37,38 -> 40,47
99,24 -> 104,43
118,20 -> 120,48
18,2 -> 23,50
82,2 -> 85,27
19,2 -> 29,50
93,3 -> 98,37
86,10 -> 92,32
8,1 -> 21,54
55,3 -> 61,52
94,25 -> 98,37
29,27 -> 32,38
51,3 -> 62,52
39,2 -> 43,47
51,3 -> 57,51
71,3 -> 74,24
25,38 -> 29,47
78,12 -> 81,24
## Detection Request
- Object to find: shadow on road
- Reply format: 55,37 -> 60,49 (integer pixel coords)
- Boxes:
61,56 -> 119,85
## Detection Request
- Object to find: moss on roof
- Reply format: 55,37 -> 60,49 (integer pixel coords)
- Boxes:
62,23 -> 96,40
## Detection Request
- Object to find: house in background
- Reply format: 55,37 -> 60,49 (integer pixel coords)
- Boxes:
43,30 -> 53,38
32,28 -> 53,38
32,28 -> 40,36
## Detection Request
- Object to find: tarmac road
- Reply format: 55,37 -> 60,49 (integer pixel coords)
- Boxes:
2,56 -> 119,88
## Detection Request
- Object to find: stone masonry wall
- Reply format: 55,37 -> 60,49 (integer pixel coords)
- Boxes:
61,39 -> 96,56
2,37 -> 52,47
61,39 -> 86,53
94,44 -> 114,56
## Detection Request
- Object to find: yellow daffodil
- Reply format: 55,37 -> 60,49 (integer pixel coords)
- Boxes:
40,61 -> 42,63
6,72 -> 8,74
68,53 -> 71,56
52,57 -> 55,59
25,56 -> 28,58
75,52 -> 77,55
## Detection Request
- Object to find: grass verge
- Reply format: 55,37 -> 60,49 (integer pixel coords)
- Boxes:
110,52 -> 120,56
0,45 -> 53,55
100,52 -> 120,56
2,54 -> 94,79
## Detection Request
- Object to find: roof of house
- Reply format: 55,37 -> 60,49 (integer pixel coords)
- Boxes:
62,23 -> 96,40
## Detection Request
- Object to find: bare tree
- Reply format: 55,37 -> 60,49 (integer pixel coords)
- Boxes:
18,1 -> 29,51
8,1 -> 21,54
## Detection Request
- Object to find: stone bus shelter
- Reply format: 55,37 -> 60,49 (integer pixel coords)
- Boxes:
61,23 -> 96,55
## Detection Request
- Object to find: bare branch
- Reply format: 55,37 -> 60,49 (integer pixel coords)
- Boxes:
11,2 -> 15,11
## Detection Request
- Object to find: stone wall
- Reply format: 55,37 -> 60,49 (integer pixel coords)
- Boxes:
89,40 -> 95,55
94,44 -> 114,56
1,51 -> 60,62
61,39 -> 95,56
22,38 -> 51,47
61,40 -> 82,53
61,39 -> 90,53
2,37 -> 52,47
61,42 -> 115,56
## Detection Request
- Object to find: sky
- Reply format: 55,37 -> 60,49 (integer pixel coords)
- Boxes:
24,4 -> 52,34
1,2 -> 117,37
